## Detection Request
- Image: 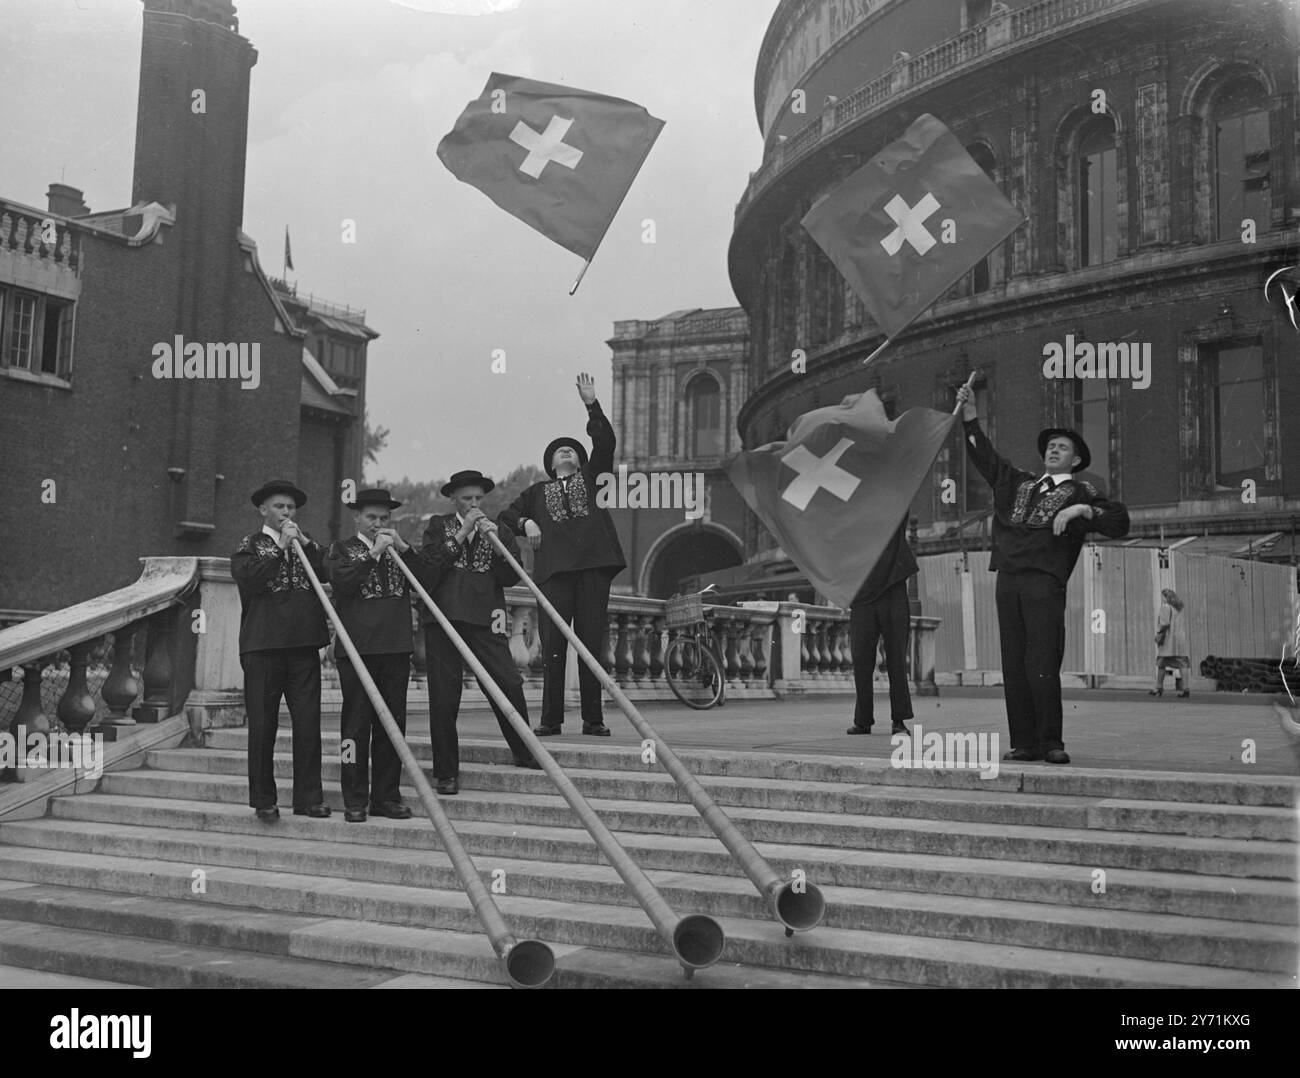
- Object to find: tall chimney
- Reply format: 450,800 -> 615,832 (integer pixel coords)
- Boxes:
46,183 -> 90,217
131,0 -> 257,228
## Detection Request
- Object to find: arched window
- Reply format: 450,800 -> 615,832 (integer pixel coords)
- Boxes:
1078,116 -> 1118,266
1213,79 -> 1270,241
687,376 -> 723,459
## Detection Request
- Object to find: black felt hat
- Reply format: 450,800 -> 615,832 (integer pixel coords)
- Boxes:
542,437 -> 588,479
1037,428 -> 1091,473
348,487 -> 402,511
250,479 -> 307,507
440,470 -> 496,497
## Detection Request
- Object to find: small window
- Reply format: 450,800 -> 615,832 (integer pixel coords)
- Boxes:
1214,80 -> 1270,241
1079,118 -> 1118,266
5,292 -> 37,369
1072,378 -> 1109,484
41,298 -> 75,377
1207,342 -> 1266,488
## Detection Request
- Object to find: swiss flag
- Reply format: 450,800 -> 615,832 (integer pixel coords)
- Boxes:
437,73 -> 664,261
801,113 -> 1024,338
727,391 -> 954,608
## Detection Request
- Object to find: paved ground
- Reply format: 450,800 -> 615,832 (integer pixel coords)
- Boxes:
329,688 -> 1300,776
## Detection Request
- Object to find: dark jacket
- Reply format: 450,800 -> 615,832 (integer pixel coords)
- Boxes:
497,401 -> 627,584
231,529 -> 329,655
851,519 -> 918,606
416,513 -> 521,627
323,537 -> 414,658
963,418 -> 1130,585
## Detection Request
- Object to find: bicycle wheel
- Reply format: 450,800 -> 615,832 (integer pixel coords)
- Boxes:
665,636 -> 725,710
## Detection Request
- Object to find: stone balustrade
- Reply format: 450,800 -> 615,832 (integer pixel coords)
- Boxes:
1,558 -> 942,775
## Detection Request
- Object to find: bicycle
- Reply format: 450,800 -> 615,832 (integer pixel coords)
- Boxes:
663,585 -> 726,710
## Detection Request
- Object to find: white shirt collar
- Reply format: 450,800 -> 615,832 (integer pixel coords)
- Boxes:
356,532 -> 375,550
1038,472 -> 1071,487
262,524 -> 287,548
455,512 -> 466,526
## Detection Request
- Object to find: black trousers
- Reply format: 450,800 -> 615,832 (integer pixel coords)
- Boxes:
995,570 -> 1067,752
539,568 -> 612,728
849,580 -> 914,728
337,652 -> 409,808
425,622 -> 534,779
242,645 -> 323,810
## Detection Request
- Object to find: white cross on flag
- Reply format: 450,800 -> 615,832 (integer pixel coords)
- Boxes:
727,391 -> 955,608
437,73 -> 664,262
801,113 -> 1025,338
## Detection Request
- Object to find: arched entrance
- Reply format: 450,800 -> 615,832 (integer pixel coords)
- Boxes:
642,524 -> 743,598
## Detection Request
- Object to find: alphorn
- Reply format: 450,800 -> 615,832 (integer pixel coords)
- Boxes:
485,531 -> 827,936
288,538 -> 555,989
388,545 -> 725,979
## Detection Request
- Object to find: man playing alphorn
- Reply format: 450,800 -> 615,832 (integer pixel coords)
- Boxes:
324,488 -> 416,823
231,480 -> 331,822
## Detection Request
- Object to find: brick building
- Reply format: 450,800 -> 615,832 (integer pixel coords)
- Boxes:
0,0 -> 375,617
605,308 -> 750,597
728,0 -> 1300,580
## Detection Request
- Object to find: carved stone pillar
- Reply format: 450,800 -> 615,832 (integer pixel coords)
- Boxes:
130,608 -> 178,727
631,614 -> 653,685
101,626 -> 143,724
56,641 -> 98,735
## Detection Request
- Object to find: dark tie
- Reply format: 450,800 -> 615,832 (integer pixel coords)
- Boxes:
1033,478 -> 1052,502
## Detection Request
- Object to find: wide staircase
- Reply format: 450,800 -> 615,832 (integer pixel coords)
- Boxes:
0,727 -> 1295,989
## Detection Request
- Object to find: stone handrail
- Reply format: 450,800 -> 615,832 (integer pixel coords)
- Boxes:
0,198 -> 83,273
0,558 -> 204,773
738,0 -> 1141,219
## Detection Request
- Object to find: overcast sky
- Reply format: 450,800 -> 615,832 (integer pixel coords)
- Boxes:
2,0 -> 780,484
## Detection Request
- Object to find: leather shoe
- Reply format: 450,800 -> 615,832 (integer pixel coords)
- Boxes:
513,756 -> 542,769
582,723 -> 611,737
1002,748 -> 1043,761
369,800 -> 412,819
344,807 -> 367,823
846,725 -> 872,735
255,806 -> 279,822
1044,748 -> 1071,764
535,725 -> 562,736
891,721 -> 910,734
293,804 -> 331,818
436,778 -> 459,796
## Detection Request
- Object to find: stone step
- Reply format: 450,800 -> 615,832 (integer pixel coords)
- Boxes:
0,846 -> 1285,988
96,769 -> 1299,879
0,884 -> 870,990
0,915 -> 451,989
3,818 -> 1292,973
148,747 -> 1300,842
203,729 -> 1300,806
47,794 -> 1298,925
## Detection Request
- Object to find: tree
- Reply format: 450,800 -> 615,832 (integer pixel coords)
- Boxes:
363,410 -> 389,473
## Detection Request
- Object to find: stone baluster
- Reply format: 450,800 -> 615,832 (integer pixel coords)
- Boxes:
12,659 -> 51,736
613,612 -> 633,687
101,626 -> 143,723
507,602 -> 532,680
665,627 -> 683,681
735,616 -> 755,685
648,615 -> 666,686
526,608 -> 544,680
798,620 -> 812,680
602,612 -> 617,674
410,607 -> 427,686
56,641 -> 98,734
631,614 -> 653,685
129,607 -> 177,727
830,620 -> 849,677
814,619 -> 832,676
749,621 -> 769,686
720,617 -> 743,684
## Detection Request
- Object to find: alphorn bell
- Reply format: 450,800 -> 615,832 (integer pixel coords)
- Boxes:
387,542 -> 725,979
486,531 -> 827,936
288,539 -> 555,989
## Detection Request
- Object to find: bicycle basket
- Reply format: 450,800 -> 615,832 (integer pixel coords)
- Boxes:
664,593 -> 706,628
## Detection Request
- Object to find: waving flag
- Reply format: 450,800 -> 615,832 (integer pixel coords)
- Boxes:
437,73 -> 664,263
801,113 -> 1024,338
728,391 -> 954,608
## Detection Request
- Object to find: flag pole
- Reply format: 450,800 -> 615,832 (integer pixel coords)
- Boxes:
953,369 -> 978,415
568,259 -> 592,296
